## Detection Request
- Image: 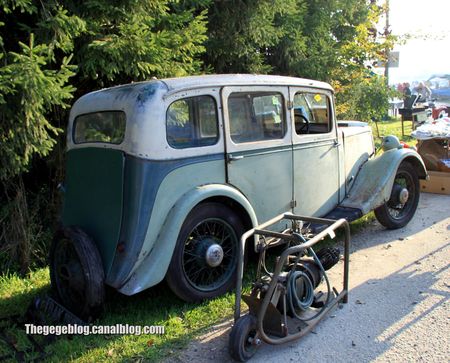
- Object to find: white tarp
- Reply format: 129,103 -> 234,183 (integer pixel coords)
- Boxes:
411,117 -> 450,140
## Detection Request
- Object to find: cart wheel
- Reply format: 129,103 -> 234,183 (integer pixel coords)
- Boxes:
375,162 -> 420,229
166,202 -> 243,302
50,226 -> 105,321
229,314 -> 260,362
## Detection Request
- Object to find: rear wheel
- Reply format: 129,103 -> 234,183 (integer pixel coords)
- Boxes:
166,202 -> 243,302
50,226 -> 105,321
375,163 -> 420,229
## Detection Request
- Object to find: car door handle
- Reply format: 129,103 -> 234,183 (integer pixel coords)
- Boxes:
333,141 -> 341,147
228,155 -> 244,162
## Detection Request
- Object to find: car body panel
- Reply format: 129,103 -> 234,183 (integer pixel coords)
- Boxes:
292,139 -> 340,216
118,183 -> 258,295
341,148 -> 427,214
106,154 -> 225,287
62,148 -> 124,275
338,123 -> 375,193
226,145 -> 294,223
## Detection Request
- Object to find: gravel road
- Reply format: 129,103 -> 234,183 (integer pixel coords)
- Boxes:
168,192 -> 450,363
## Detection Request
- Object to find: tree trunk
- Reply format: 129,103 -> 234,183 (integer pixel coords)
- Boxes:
1,176 -> 31,274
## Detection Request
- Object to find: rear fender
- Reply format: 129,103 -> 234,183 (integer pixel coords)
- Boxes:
341,148 -> 427,215
118,184 -> 258,295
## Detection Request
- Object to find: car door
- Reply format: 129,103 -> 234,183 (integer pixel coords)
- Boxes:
290,87 -> 340,216
222,86 -> 293,224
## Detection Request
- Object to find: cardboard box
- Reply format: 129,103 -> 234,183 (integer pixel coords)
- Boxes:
420,171 -> 450,195
417,139 -> 448,171
437,159 -> 450,172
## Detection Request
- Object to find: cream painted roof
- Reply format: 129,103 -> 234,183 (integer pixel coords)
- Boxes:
160,74 -> 333,93
87,74 -> 334,96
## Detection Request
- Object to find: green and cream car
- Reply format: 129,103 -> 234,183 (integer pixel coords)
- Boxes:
50,74 -> 427,319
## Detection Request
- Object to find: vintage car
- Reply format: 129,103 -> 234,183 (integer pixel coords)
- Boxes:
51,74 -> 427,319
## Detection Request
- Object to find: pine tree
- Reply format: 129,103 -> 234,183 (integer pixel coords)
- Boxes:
0,0 -> 209,272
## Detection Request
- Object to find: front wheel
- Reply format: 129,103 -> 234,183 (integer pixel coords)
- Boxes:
166,202 -> 244,302
375,162 -> 420,229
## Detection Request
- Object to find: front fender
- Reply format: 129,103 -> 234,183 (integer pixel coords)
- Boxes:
118,184 -> 258,295
341,148 -> 427,215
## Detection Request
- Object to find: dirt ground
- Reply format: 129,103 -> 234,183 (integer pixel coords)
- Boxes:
166,192 -> 450,363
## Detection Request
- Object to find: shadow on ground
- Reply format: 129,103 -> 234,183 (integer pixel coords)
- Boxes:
165,242 -> 449,363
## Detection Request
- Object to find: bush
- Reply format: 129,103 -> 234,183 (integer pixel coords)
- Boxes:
335,75 -> 397,122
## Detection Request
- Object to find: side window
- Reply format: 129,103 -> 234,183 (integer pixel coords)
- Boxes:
166,96 -> 218,149
228,92 -> 285,143
293,92 -> 332,135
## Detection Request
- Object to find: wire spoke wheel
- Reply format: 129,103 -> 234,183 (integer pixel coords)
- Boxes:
182,218 -> 237,292
166,202 -> 244,302
375,162 -> 420,229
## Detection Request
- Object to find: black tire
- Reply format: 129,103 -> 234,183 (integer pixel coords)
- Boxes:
229,314 -> 260,362
375,162 -> 420,229
166,202 -> 244,302
50,226 -> 105,321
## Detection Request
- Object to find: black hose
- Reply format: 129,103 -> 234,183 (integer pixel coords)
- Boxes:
286,247 -> 332,322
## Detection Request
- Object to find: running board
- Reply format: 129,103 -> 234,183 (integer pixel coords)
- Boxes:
310,207 -> 363,233
324,206 -> 363,222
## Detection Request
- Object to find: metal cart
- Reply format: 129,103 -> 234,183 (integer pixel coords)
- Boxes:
230,213 -> 350,361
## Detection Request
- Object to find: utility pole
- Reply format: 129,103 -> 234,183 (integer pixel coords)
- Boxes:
384,0 -> 390,85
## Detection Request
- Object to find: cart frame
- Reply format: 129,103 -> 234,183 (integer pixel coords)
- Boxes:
234,213 -> 350,345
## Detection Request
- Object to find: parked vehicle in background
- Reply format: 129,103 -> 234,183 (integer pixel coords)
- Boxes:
429,74 -> 450,103
431,103 -> 449,120
50,74 -> 427,320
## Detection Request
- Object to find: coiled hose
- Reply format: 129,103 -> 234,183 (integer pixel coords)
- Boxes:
286,247 -> 332,321
286,269 -> 315,310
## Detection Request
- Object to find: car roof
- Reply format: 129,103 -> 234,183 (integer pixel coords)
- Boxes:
89,74 -> 334,97
428,74 -> 450,80
73,74 -> 334,116
160,74 -> 333,93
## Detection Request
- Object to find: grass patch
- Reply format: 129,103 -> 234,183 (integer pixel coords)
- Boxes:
0,263 -> 261,362
370,118 -> 417,149
0,268 -> 242,362
0,269 -> 51,317
350,211 -> 375,234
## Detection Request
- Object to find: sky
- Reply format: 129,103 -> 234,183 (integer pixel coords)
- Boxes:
381,0 -> 450,85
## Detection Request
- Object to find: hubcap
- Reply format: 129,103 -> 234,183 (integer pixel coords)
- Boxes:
182,218 -> 237,292
205,244 -> 224,267
399,188 -> 409,204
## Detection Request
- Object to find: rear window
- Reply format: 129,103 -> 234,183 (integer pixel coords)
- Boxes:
73,111 -> 126,144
